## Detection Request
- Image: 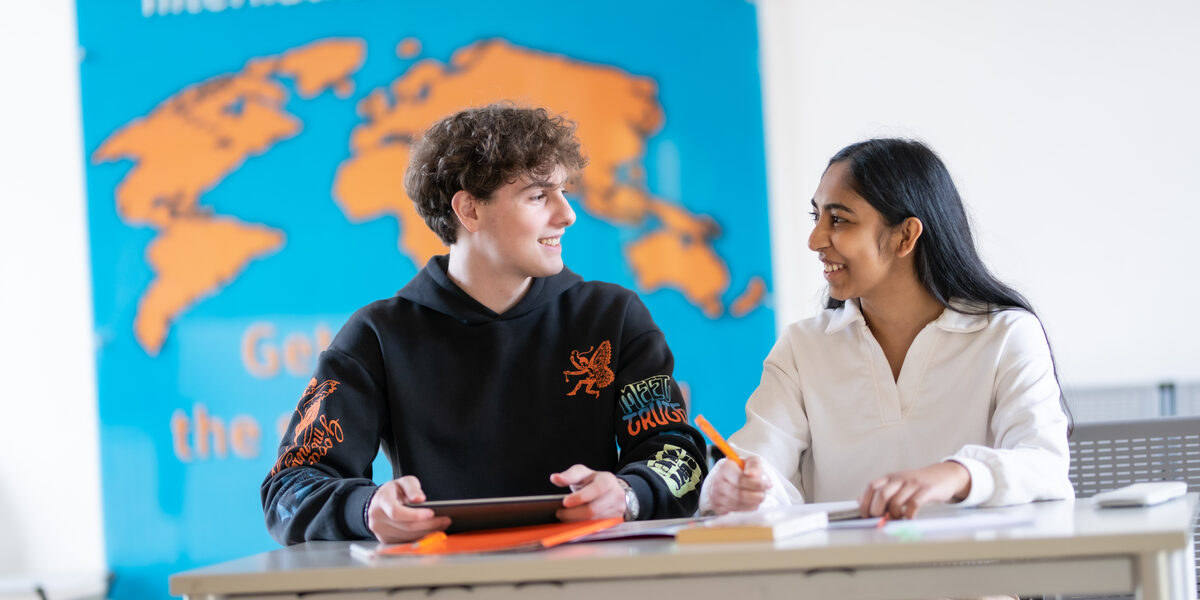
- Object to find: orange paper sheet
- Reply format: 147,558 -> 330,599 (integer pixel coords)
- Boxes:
376,517 -> 623,556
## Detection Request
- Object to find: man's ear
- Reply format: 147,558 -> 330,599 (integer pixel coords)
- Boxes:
451,190 -> 480,234
895,216 -> 924,258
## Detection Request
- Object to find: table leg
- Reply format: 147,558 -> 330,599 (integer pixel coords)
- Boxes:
1137,550 -> 1173,600
1180,539 -> 1197,600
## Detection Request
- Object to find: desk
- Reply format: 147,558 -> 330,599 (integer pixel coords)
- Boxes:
172,494 -> 1199,600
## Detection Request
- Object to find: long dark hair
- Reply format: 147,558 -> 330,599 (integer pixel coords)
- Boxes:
824,138 -> 1072,428
824,138 -> 1030,314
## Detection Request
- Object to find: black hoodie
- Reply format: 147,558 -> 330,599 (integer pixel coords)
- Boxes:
261,256 -> 708,544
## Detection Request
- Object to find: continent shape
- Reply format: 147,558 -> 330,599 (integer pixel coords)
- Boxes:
333,38 -> 764,318
93,39 -> 366,355
730,276 -> 767,318
136,217 -> 285,353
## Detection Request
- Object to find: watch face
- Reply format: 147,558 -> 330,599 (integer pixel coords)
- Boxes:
624,485 -> 639,520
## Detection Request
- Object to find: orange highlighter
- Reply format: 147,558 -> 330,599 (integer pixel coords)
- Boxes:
694,415 -> 745,470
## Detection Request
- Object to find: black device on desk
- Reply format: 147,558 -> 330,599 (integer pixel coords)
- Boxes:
407,494 -> 567,533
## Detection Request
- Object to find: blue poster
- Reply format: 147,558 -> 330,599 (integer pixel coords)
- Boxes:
77,1 -> 773,596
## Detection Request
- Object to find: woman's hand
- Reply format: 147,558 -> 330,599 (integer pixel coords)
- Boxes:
705,455 -> 773,515
858,461 -> 971,519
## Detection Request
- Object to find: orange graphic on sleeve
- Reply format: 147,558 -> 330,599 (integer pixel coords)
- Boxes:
270,378 -> 345,475
563,340 -> 614,398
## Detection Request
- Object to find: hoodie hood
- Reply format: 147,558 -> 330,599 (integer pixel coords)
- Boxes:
396,255 -> 583,325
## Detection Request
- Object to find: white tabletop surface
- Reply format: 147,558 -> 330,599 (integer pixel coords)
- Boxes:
170,493 -> 1199,597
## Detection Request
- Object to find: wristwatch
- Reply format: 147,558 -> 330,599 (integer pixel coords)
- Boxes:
616,477 -> 640,521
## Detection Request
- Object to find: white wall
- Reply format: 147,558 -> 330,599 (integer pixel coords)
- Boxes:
759,0 -> 1200,389
0,0 -> 106,580
2,0 -> 1198,580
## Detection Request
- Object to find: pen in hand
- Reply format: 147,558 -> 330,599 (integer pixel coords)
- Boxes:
695,414 -> 745,470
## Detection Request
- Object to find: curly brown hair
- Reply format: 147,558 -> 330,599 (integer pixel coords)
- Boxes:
403,103 -> 588,245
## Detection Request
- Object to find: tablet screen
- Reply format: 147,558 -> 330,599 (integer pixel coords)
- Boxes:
408,494 -> 568,533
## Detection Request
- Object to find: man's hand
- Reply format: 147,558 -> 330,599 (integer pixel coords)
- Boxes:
858,461 -> 972,519
550,464 -> 626,521
705,455 -> 772,515
366,476 -> 451,543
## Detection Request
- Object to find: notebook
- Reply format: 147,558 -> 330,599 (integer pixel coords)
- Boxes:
675,505 -> 828,544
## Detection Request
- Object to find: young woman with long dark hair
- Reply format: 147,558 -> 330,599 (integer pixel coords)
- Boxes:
700,138 -> 1073,518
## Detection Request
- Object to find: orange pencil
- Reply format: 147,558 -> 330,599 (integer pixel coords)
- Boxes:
694,414 -> 745,470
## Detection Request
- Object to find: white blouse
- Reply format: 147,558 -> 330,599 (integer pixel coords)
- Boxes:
702,299 -> 1074,510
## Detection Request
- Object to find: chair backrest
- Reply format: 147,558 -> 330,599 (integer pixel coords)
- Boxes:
1068,416 -> 1200,598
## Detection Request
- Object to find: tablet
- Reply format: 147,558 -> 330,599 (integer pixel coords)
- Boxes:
408,494 -> 568,533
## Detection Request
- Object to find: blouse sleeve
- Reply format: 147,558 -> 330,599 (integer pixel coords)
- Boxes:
701,327 -> 810,511
947,311 -> 1074,507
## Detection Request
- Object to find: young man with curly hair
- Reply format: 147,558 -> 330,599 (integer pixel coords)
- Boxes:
261,104 -> 708,545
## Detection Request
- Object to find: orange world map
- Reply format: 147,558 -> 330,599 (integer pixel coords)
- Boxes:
93,39 -> 365,355
94,37 -> 763,355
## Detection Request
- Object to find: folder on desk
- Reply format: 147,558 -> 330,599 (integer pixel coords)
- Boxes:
578,501 -> 860,544
351,517 -> 623,559
570,516 -> 703,542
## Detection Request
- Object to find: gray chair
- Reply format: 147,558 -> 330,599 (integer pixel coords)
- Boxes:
1067,416 -> 1200,599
